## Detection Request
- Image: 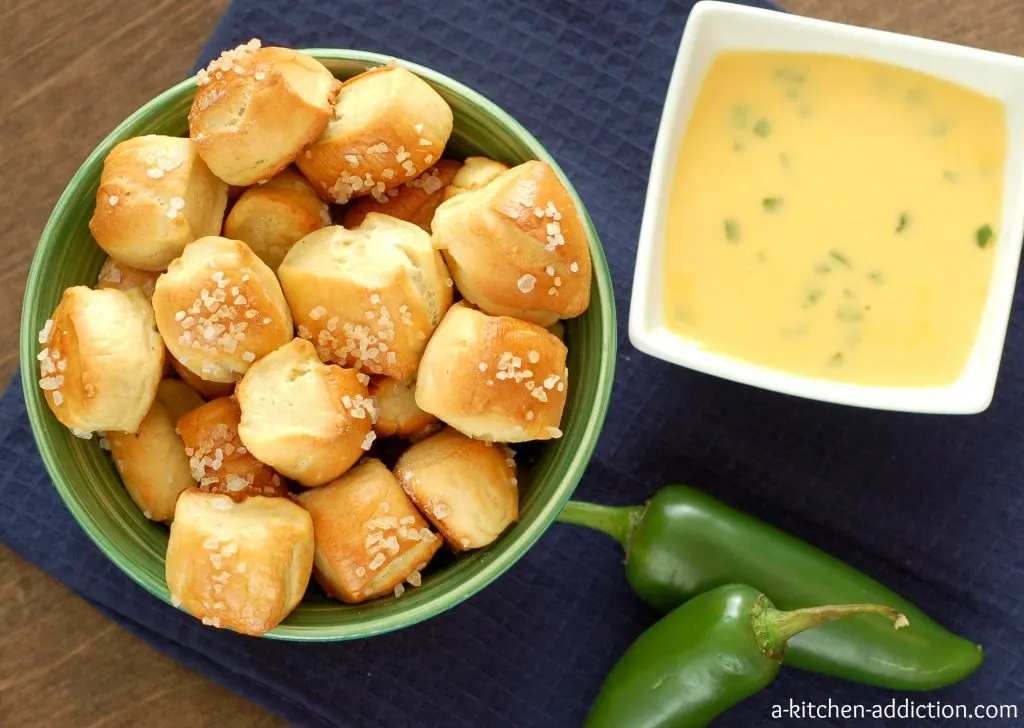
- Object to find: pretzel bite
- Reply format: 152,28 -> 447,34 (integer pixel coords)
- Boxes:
394,427 -> 518,551
37,286 -> 164,436
368,376 -> 438,439
89,136 -> 228,271
431,160 -> 591,326
295,65 -> 453,204
166,489 -> 314,635
189,42 -> 339,186
415,302 -> 568,443
222,168 -> 331,269
106,379 -> 205,521
236,338 -> 375,487
95,256 -> 161,300
176,396 -> 288,500
343,160 -> 461,231
442,156 -> 510,200
278,214 -> 452,379
152,236 -> 293,383
296,459 -> 441,603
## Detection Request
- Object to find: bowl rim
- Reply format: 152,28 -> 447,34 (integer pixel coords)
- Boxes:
20,48 -> 617,640
630,0 -> 1024,415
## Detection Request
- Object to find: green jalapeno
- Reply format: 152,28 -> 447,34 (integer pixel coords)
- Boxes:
559,485 -> 982,690
586,583 -> 907,728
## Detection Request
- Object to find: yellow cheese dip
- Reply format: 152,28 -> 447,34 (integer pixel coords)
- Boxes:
664,51 -> 1005,386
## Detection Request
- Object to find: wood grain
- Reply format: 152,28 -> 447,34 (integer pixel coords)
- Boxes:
1,0 -> 1022,726
0,0 -> 280,725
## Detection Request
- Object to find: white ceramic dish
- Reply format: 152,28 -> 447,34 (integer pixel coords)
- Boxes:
630,0 -> 1024,414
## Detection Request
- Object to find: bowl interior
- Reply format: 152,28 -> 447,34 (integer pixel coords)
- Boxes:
20,50 -> 616,640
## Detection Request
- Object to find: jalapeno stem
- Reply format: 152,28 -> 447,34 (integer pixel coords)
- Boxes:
752,595 -> 909,661
557,500 -> 643,550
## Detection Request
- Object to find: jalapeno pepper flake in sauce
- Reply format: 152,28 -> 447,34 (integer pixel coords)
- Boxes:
943,170 -> 962,183
896,212 -> 911,234
930,118 -> 951,137
774,67 -> 806,83
976,224 -> 994,249
753,118 -> 772,137
906,87 -> 928,104
762,197 -> 784,212
724,218 -> 740,242
829,249 -> 851,267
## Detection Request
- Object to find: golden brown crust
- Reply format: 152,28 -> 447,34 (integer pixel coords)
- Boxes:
344,160 -> 461,231
89,136 -> 228,271
106,379 -> 205,522
222,168 -> 331,269
165,489 -> 314,635
296,459 -> 441,603
236,338 -> 374,487
394,427 -> 518,551
442,156 -> 510,201
432,160 -> 591,326
189,44 -> 339,186
152,236 -> 293,383
176,397 -> 288,500
37,286 -> 164,435
414,302 -> 569,442
277,215 -> 453,379
368,375 -> 438,439
295,65 -> 453,204
169,353 -> 235,399
95,256 -> 161,300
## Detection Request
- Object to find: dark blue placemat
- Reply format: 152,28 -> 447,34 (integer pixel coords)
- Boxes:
5,0 -> 1023,726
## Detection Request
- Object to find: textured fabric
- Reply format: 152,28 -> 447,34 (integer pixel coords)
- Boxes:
5,0 -> 1023,726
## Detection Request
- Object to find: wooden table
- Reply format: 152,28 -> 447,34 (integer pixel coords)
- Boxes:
1,1 -> 1021,725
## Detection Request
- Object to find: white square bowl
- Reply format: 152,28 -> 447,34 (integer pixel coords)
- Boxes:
629,0 -> 1024,414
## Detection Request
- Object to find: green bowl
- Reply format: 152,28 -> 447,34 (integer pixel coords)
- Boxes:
19,50 -> 616,640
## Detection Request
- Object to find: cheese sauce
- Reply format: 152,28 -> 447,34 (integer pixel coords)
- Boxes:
664,51 -> 1005,386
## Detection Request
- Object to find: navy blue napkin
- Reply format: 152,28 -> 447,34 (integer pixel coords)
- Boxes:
5,0 -> 1023,725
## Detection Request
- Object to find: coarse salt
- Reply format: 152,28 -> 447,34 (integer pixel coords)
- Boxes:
38,319 -> 53,344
